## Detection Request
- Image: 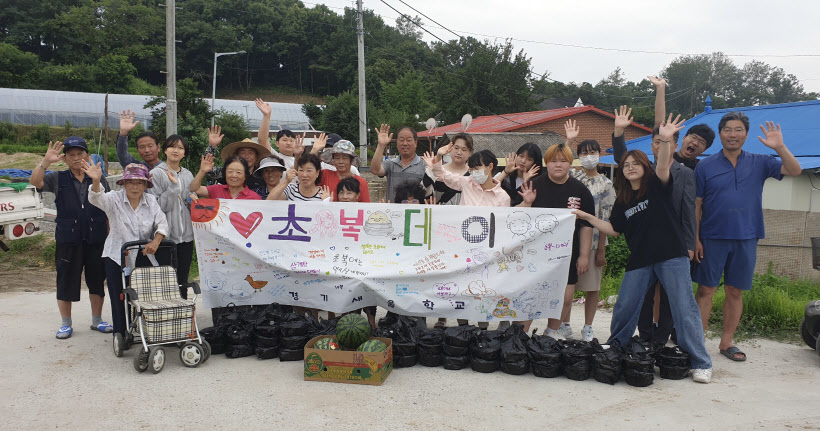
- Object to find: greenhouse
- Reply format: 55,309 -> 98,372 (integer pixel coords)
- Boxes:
0,88 -> 311,131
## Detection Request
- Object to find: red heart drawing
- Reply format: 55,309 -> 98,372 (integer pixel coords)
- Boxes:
229,212 -> 263,238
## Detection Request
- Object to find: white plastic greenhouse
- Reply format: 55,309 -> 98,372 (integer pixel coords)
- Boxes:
0,87 -> 311,131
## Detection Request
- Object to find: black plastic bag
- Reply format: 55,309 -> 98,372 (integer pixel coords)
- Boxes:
280,314 -> 310,337
393,318 -> 419,355
470,356 -> 499,373
442,343 -> 469,356
657,346 -> 690,380
500,358 -> 529,375
622,352 -> 655,387
280,335 -> 309,350
200,326 -> 228,346
418,328 -> 446,345
377,313 -> 398,329
500,325 -> 529,363
418,347 -> 444,367
255,323 -> 280,339
471,330 -> 502,361
225,344 -> 254,358
443,355 -> 470,370
254,334 -> 279,348
372,327 -> 395,339
562,340 -> 596,381
255,346 -> 278,360
208,342 -> 227,355
394,354 -> 418,368
216,303 -> 241,327
592,340 -> 623,385
278,348 -> 304,361
226,324 -> 253,346
444,326 -> 476,348
531,360 -> 561,378
240,307 -> 265,326
626,336 -> 655,357
308,317 -> 338,339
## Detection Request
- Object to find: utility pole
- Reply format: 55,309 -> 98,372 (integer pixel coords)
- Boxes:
165,0 -> 178,136
356,0 -> 368,165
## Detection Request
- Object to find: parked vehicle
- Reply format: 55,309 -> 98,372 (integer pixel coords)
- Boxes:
0,185 -> 44,251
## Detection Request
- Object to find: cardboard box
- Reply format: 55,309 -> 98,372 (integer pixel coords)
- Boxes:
303,336 -> 393,385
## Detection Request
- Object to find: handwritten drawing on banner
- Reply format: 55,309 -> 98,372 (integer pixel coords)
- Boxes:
192,199 -> 576,321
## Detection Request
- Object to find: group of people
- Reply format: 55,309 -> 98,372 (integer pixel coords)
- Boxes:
34,76 -> 802,384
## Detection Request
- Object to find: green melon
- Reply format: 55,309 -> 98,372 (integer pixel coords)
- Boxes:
356,339 -> 387,352
336,313 -> 371,349
314,337 -> 339,350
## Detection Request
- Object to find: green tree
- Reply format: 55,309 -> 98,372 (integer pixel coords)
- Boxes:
0,43 -> 41,87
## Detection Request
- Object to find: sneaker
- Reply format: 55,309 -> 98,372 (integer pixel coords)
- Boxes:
581,326 -> 594,342
692,368 -> 712,384
56,326 -> 72,340
558,324 -> 573,339
90,322 -> 114,333
497,321 -> 511,331
544,328 -> 560,338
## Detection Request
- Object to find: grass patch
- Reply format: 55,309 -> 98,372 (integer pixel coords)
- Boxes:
707,268 -> 819,343
0,234 -> 55,268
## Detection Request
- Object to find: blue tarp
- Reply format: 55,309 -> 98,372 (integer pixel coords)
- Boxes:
606,99 -> 820,169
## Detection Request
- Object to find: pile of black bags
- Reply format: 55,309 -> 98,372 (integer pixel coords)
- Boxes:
443,325 -> 475,370
591,339 -> 623,385
470,330 -> 502,373
622,336 -> 656,387
417,328 -> 446,367
500,324 -> 530,375
561,339 -> 595,381
527,334 -> 563,378
657,346 -> 691,380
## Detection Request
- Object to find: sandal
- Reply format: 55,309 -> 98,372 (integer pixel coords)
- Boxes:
91,322 -> 114,333
56,326 -> 73,339
720,346 -> 747,362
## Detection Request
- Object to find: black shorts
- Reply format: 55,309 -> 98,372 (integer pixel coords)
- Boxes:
55,242 -> 106,302
566,254 -> 579,286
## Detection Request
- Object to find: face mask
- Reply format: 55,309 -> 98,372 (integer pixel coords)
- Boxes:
580,155 -> 599,170
470,168 -> 489,184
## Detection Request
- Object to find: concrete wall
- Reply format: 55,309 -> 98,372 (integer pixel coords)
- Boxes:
762,172 -> 820,212
758,209 -> 820,281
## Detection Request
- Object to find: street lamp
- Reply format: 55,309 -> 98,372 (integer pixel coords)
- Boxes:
211,50 -> 246,126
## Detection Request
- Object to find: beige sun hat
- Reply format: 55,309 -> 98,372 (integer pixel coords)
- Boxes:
220,138 -> 273,164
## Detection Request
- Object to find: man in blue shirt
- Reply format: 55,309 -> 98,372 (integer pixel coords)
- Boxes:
693,111 -> 802,362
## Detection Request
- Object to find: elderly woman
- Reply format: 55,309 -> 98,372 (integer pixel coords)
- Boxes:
205,127 -> 272,196
85,162 -> 168,342
320,138 -> 370,202
191,154 -> 262,200
266,154 -> 330,201
252,155 -> 287,200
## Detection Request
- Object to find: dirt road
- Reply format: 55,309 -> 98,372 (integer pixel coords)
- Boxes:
1,290 -> 818,431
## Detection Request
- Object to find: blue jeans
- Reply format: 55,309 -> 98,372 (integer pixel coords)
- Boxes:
608,256 -> 712,369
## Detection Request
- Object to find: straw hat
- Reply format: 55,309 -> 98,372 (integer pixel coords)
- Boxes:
220,138 -> 273,163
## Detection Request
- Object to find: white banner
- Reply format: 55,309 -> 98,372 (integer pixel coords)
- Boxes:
192,199 -> 576,321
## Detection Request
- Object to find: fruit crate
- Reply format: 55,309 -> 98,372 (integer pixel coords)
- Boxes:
303,336 -> 393,386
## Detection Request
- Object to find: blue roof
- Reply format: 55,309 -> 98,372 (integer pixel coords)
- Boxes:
604,99 -> 820,169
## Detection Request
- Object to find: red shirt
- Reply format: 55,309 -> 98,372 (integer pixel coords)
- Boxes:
319,170 -> 370,203
206,184 -> 262,200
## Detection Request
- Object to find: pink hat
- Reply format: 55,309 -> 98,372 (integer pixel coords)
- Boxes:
117,163 -> 154,188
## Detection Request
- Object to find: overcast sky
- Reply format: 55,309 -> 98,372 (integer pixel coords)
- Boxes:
321,0 -> 820,96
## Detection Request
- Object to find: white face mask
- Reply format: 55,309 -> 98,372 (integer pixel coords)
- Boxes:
470,168 -> 489,184
580,155 -> 600,170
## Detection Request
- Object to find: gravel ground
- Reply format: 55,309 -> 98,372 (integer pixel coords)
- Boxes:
1,291 -> 818,431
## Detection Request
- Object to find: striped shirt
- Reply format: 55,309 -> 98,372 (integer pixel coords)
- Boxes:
284,183 -> 322,201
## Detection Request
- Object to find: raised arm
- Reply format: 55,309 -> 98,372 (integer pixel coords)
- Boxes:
117,110 -> 140,166
655,113 -> 686,185
573,209 -> 619,237
266,169 -> 296,200
612,105 -> 633,164
564,119 -> 579,147
31,141 -> 63,189
757,122 -> 802,177
369,124 -> 392,177
648,76 -> 667,128
424,147 -> 467,192
191,154 -> 214,197
256,98 -> 273,152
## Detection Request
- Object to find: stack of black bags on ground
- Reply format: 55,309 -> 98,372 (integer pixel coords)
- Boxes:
622,336 -> 657,387
470,330 -> 502,373
373,315 -> 422,368
591,339 -> 623,385
443,325 -> 474,370
527,333 -> 563,378
199,303 -> 338,361
417,327 -> 446,367
656,346 -> 691,380
561,339 -> 596,381
499,325 -> 530,375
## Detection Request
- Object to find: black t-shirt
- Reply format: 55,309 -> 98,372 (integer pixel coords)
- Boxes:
529,175 -> 594,260
673,152 -> 698,170
609,174 -> 688,271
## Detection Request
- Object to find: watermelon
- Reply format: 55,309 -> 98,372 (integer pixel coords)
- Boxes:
357,339 -> 387,352
336,314 -> 371,349
314,337 -> 339,350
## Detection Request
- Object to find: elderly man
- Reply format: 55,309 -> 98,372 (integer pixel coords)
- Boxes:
370,124 -> 426,203
30,137 -> 112,339
694,111 -> 802,362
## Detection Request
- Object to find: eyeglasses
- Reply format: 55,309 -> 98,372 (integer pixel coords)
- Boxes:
400,199 -> 420,204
